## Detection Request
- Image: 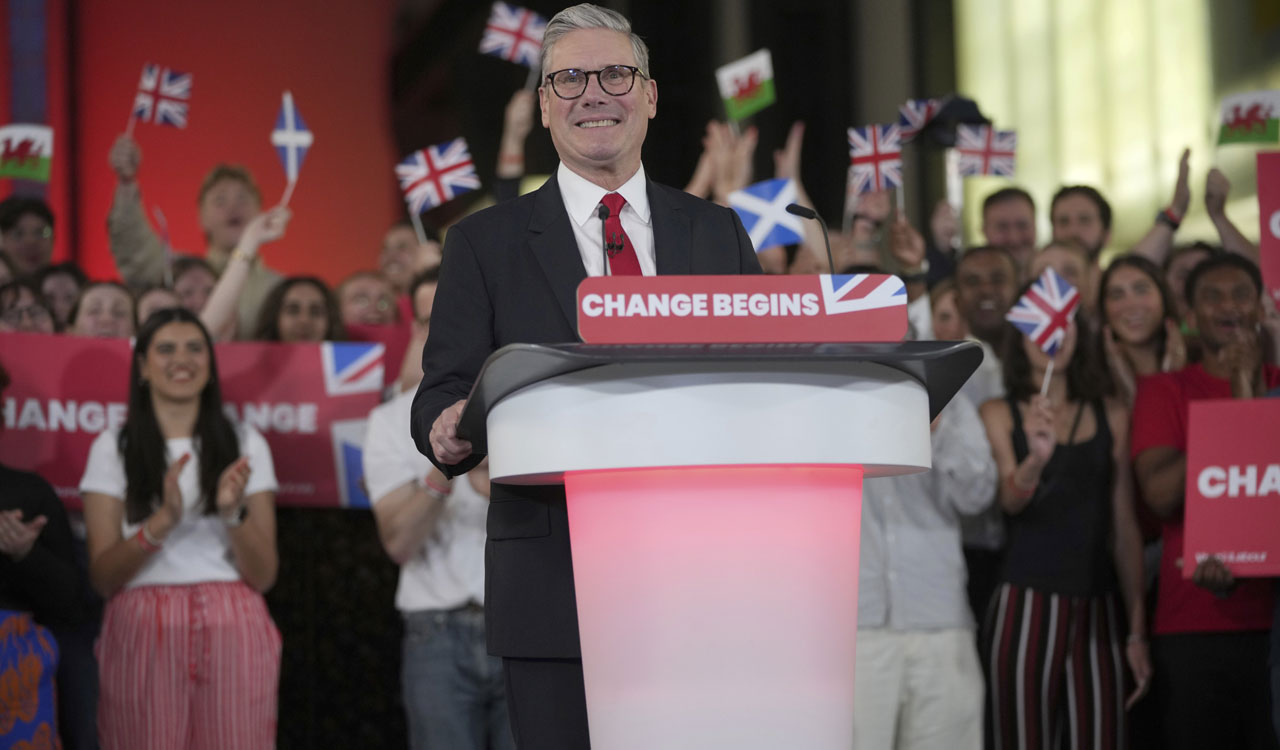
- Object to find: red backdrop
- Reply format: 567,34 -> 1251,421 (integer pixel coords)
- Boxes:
72,0 -> 401,286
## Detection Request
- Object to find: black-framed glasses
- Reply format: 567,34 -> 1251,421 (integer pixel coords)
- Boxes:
544,65 -> 646,99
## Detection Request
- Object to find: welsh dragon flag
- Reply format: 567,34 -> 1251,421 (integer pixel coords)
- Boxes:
1218,91 -> 1280,145
0,124 -> 53,182
715,49 -> 775,122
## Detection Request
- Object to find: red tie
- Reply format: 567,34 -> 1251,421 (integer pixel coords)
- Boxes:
600,192 -> 642,276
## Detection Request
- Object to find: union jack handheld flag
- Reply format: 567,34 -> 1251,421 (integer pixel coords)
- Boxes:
847,124 -> 903,195
479,2 -> 547,68
396,138 -> 481,215
897,98 -> 941,142
132,64 -> 192,128
1006,266 -> 1080,356
956,124 -> 1017,177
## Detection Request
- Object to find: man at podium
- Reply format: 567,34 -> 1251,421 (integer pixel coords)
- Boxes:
411,4 -> 760,748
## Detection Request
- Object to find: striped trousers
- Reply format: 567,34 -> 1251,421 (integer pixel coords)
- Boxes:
982,583 -> 1126,750
96,581 -> 281,750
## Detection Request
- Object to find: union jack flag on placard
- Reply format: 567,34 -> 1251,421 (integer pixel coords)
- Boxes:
898,98 -> 941,141
820,273 -> 907,315
847,124 -> 903,195
132,64 -> 192,128
1005,267 -> 1079,356
321,342 -> 384,397
956,124 -> 1017,177
395,138 -> 481,215
479,1 -> 547,68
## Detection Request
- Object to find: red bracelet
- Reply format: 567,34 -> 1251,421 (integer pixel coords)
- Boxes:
1007,473 -> 1037,501
135,526 -> 162,553
423,478 -> 452,496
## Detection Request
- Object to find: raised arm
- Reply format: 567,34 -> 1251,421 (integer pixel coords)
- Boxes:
107,133 -> 167,287
1131,148 -> 1190,266
200,207 -> 291,341
1204,167 -> 1258,260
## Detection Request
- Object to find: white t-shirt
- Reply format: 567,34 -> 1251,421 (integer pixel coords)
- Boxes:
363,390 -> 487,613
79,425 -> 278,588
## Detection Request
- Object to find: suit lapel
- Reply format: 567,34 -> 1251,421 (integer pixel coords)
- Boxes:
649,180 -> 692,276
528,175 -> 588,332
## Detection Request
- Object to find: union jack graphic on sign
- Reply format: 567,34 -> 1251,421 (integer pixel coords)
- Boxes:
897,98 -> 941,142
1005,267 -> 1080,356
396,138 -> 482,215
479,2 -> 547,68
820,274 -> 907,315
321,342 -> 384,397
848,124 -> 903,195
132,64 -> 192,128
330,418 -> 372,508
956,124 -> 1017,177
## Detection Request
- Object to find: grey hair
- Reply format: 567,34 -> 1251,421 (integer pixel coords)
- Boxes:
540,3 -> 651,80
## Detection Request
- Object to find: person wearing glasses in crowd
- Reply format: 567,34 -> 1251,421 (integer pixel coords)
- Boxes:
412,4 -> 759,747
0,279 -> 56,334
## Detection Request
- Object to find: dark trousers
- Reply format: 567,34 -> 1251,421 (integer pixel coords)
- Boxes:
1153,632 -> 1279,750
502,657 -> 590,749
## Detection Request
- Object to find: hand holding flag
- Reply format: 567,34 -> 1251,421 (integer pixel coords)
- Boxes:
1006,266 -> 1080,395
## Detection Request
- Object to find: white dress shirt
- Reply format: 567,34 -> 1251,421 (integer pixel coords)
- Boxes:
555,162 -> 656,276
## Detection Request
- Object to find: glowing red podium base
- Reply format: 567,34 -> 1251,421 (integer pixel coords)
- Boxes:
460,342 -> 982,749
565,465 -> 863,749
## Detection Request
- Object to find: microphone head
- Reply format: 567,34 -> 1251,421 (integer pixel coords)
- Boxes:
785,203 -> 817,220
597,204 -> 610,220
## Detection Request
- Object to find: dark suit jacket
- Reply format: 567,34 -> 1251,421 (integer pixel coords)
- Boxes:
411,172 -> 761,657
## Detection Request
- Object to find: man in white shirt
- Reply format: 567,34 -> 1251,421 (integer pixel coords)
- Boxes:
364,271 -> 513,750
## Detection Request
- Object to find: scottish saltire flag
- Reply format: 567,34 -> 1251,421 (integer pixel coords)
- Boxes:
956,124 -> 1017,177
271,91 -> 314,183
321,342 -> 384,397
132,64 -> 192,128
330,418 -> 372,508
848,124 -> 903,194
897,98 -> 941,141
0,124 -> 53,182
820,274 -> 907,315
1218,90 -> 1280,145
727,178 -> 805,251
715,49 -> 776,122
396,138 -> 481,215
1006,267 -> 1080,356
479,2 -> 547,67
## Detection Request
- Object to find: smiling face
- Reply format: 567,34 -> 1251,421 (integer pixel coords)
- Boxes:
278,281 -> 330,343
140,321 -> 210,404
982,198 -> 1036,272
955,250 -> 1017,342
1189,265 -> 1263,353
1051,193 -> 1109,257
73,285 -> 135,339
1103,265 -> 1164,346
539,28 -> 657,187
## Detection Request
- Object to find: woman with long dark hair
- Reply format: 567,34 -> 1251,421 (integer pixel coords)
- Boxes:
79,307 -> 280,749
1097,255 -> 1186,406
979,296 -> 1151,750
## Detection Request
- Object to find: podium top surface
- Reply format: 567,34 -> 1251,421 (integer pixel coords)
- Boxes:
456,341 -> 982,450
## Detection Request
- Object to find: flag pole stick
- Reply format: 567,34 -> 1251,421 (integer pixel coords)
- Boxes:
125,114 -> 137,139
945,147 -> 964,252
842,166 -> 858,235
279,179 -> 297,208
1039,358 -> 1055,398
895,184 -> 906,218
525,65 -> 540,91
727,119 -> 741,138
410,211 -> 429,246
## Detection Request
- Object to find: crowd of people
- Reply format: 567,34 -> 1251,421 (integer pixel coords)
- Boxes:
2,3 -> 1280,749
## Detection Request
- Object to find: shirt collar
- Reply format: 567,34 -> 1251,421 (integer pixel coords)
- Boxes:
556,162 -> 650,227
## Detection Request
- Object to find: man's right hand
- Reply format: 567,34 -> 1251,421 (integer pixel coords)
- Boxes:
430,399 -> 473,465
109,134 -> 141,184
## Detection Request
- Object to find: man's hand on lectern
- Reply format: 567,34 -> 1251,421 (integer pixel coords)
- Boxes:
430,399 -> 473,465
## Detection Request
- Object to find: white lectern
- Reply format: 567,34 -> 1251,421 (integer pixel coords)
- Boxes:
459,341 -> 982,750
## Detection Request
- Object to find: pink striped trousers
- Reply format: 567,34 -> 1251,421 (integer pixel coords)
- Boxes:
96,581 -> 281,750
983,583 -> 1127,750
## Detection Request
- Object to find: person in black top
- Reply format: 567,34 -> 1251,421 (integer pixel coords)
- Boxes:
978,299 -> 1150,750
0,358 -> 80,749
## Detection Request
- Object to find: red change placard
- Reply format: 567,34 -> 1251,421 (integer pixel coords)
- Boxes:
577,274 -> 908,344
1257,151 -> 1280,307
1183,398 -> 1280,577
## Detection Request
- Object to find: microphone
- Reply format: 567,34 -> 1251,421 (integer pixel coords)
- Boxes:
597,203 -> 610,276
786,203 -> 836,274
